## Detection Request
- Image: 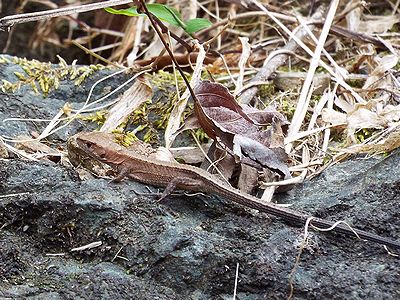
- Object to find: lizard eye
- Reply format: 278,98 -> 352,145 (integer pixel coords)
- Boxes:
85,142 -> 93,148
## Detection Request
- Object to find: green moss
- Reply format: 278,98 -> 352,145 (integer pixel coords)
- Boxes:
112,130 -> 139,147
346,78 -> 364,88
257,83 -> 276,99
147,69 -> 189,93
113,70 -> 199,144
80,110 -> 108,125
0,55 -> 107,96
279,96 -> 297,120
355,128 -> 375,143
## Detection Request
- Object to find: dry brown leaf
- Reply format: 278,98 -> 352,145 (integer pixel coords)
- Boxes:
323,101 -> 400,143
194,80 -> 290,180
358,15 -> 400,34
0,139 -> 8,158
363,55 -> 398,89
100,79 -> 152,132
342,128 -> 400,154
233,134 -> 290,179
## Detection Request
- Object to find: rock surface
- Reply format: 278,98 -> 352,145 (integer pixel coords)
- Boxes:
0,56 -> 399,299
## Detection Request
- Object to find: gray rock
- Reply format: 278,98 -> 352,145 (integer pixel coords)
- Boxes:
0,56 -> 399,299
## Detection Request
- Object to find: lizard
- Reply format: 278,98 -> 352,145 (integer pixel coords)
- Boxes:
68,131 -> 400,250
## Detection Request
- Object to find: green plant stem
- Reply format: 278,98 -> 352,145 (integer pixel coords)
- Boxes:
137,0 -> 199,104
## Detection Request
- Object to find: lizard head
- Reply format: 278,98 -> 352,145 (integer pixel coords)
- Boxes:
74,132 -> 123,162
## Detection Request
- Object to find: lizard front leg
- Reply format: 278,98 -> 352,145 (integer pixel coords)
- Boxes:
111,165 -> 131,182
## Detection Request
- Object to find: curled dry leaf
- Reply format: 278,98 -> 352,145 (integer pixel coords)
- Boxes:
232,135 -> 290,179
15,135 -> 61,162
100,80 -> 152,132
322,101 -> 400,143
0,139 -> 8,158
363,54 -> 398,90
194,80 -> 291,184
321,108 -> 347,126
357,14 -> 400,34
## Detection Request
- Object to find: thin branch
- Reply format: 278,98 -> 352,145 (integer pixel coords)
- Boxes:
136,0 -> 199,104
0,0 -> 133,30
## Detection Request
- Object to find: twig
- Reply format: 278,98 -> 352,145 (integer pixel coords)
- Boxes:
136,0 -> 198,105
71,40 -> 119,67
0,0 -> 133,31
233,262 -> 239,300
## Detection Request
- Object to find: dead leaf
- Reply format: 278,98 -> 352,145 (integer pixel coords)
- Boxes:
101,79 -> 152,132
15,135 -> 60,162
322,101 -> 400,143
321,108 -> 347,126
363,55 -> 398,89
358,15 -> 400,34
233,134 -> 290,179
0,139 -> 8,158
194,80 -> 290,182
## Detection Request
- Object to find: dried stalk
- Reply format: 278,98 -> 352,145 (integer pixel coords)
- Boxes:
0,0 -> 133,31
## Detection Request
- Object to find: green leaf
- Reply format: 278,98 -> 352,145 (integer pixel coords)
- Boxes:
104,7 -> 142,17
105,4 -> 184,28
185,18 -> 212,33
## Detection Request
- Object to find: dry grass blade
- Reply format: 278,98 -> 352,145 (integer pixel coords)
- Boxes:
234,37 -> 251,95
0,0 -> 133,29
239,2 -> 324,104
164,42 -> 206,148
286,0 -> 340,151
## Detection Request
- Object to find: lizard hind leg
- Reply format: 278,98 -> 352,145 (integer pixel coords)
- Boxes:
158,179 -> 180,201
158,176 -> 205,202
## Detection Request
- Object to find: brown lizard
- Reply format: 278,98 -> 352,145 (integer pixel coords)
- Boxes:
69,132 -> 400,250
